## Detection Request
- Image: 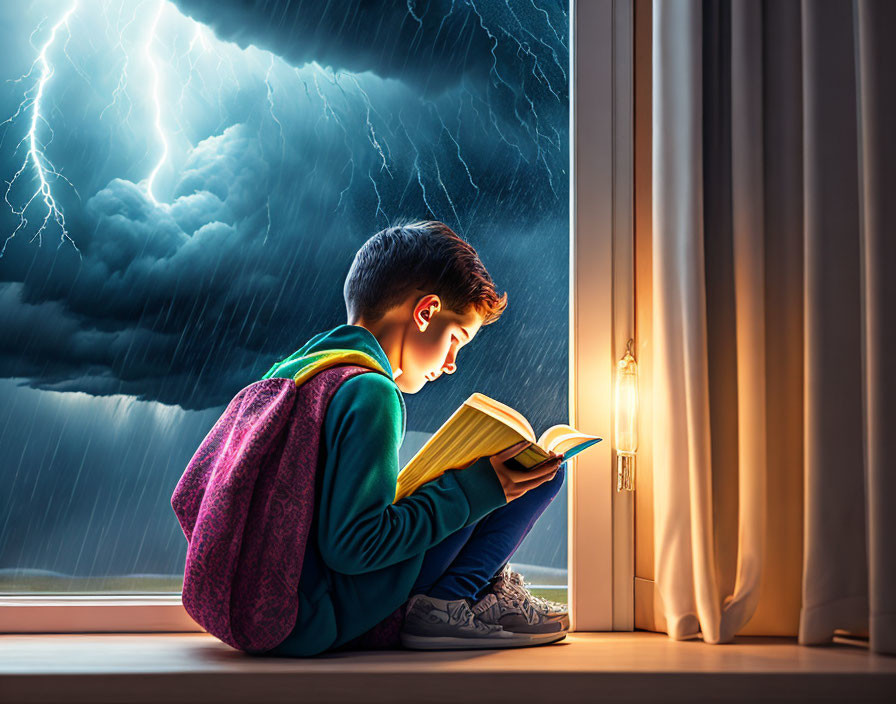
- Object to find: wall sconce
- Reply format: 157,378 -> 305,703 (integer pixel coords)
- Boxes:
615,338 -> 639,492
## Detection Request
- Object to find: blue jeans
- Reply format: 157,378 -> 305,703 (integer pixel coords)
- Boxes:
410,463 -> 566,602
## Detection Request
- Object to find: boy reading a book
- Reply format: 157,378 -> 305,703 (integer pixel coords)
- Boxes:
264,220 -> 568,655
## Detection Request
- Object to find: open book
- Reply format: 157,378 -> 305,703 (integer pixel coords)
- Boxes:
395,392 -> 602,502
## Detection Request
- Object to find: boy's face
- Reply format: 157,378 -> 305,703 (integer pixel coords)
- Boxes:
395,294 -> 484,394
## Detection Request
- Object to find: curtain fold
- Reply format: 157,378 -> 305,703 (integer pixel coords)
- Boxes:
652,0 -> 711,642
651,0 -> 895,654
855,0 -> 896,657
652,0 -> 768,646
725,0 -> 766,639
798,0 -> 867,647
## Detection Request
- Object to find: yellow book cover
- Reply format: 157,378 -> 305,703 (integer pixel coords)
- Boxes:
395,392 -> 602,502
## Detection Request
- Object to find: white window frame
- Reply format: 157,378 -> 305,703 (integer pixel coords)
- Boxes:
0,0 -> 635,635
567,0 -> 634,632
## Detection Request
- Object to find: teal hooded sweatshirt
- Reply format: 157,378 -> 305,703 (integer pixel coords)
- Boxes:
260,324 -> 508,656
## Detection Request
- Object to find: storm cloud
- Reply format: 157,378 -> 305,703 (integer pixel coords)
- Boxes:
0,0 -> 569,426
172,0 -> 569,98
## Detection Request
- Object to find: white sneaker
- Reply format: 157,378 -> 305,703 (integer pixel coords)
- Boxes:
491,564 -> 570,630
472,591 -> 568,637
400,594 -> 565,650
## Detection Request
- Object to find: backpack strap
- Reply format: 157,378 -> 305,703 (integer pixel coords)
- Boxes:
263,348 -> 392,387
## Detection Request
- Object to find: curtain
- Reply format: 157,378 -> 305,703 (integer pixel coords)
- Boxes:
651,0 -> 895,654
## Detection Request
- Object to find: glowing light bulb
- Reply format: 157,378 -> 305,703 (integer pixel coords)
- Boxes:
614,338 -> 639,491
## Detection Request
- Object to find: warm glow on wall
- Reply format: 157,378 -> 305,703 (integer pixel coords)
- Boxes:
615,338 -> 639,491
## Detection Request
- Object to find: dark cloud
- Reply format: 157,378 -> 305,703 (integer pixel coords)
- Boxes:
172,0 -> 569,99
2,123 -> 304,409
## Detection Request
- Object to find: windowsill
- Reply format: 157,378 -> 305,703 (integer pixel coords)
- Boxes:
2,631 -> 894,703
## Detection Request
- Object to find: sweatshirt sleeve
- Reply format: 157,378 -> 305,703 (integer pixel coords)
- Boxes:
316,372 -> 508,576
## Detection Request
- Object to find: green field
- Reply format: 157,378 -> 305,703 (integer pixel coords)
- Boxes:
526,587 -> 567,604
2,575 -> 567,606
0,575 -> 184,594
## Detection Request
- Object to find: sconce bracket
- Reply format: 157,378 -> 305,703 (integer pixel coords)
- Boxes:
616,453 -> 635,492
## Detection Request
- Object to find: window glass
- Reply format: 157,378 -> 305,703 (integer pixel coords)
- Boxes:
0,0 -> 569,597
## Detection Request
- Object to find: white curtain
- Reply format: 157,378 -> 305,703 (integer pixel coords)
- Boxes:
651,0 -> 895,654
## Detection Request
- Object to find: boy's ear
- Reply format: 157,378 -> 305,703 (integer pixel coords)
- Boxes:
413,294 -> 442,331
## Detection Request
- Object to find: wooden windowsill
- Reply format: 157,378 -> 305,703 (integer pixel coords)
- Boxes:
2,631 -> 894,703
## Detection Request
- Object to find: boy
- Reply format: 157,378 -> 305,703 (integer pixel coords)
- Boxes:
264,220 -> 568,655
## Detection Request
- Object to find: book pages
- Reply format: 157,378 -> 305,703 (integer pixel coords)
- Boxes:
395,405 -> 529,501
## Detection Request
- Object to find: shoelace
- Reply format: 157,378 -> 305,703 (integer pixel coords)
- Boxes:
491,577 -> 542,625
509,571 -> 567,612
527,591 -> 568,613
449,598 -> 498,634
498,567 -> 568,615
473,591 -> 537,628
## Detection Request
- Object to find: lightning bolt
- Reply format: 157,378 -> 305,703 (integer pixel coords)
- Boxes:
368,166 -> 389,224
309,67 -> 356,212
264,55 -> 286,163
98,0 -> 143,127
431,147 -> 463,235
530,0 -> 568,50
425,98 -> 479,194
1,1 -> 81,260
406,0 -> 426,48
504,0 -> 566,94
143,1 -> 167,206
263,197 -> 271,245
397,108 -> 435,216
345,73 -> 392,176
172,24 -> 208,131
468,1 -> 562,197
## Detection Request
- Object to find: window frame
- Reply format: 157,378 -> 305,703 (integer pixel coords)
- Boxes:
0,0 -> 635,635
567,0 -> 634,632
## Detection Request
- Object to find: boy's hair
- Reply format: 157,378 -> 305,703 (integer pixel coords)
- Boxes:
344,219 -> 508,326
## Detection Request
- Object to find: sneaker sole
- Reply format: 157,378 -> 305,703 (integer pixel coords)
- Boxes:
400,630 -> 567,651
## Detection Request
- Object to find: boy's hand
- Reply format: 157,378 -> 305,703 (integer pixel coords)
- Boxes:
488,441 -> 563,502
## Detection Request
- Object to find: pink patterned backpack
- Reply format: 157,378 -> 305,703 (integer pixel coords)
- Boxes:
171,363 -> 376,653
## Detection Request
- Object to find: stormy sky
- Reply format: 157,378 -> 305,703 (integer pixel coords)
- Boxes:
0,0 -> 571,583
